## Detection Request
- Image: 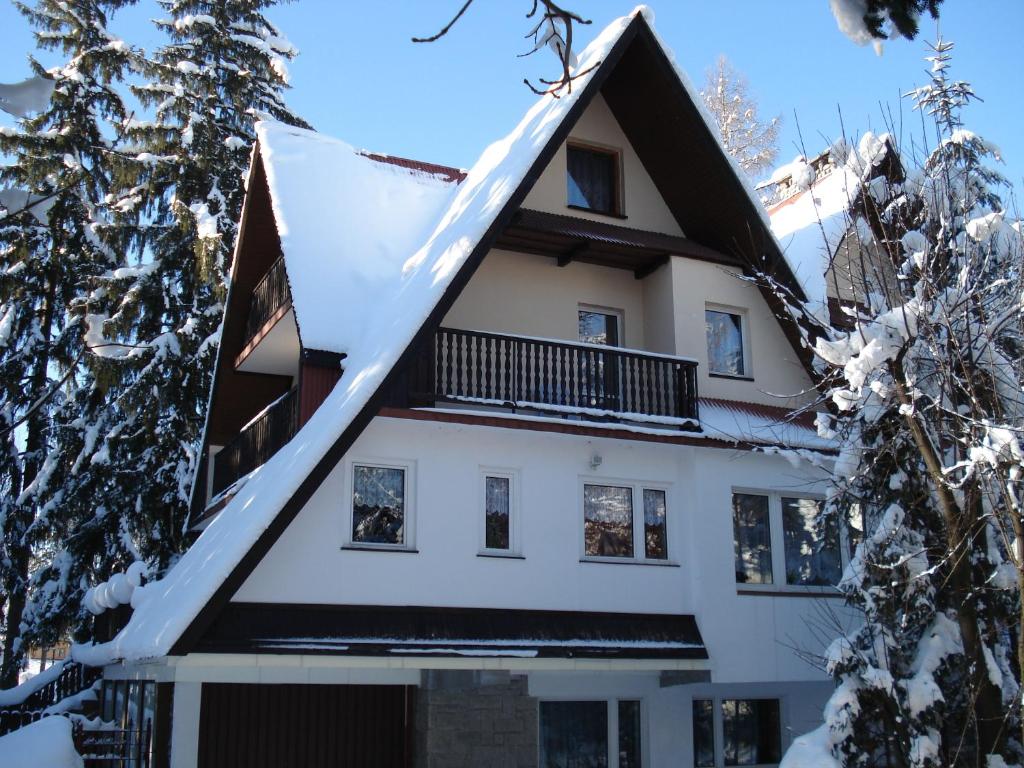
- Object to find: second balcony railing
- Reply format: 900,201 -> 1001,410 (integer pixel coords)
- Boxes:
244,255 -> 291,342
407,327 -> 699,427
211,388 -> 299,498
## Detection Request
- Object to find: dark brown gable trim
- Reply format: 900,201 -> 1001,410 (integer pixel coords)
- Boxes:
168,16 -> 648,656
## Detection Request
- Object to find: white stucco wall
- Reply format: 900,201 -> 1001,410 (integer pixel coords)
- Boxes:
522,94 -> 683,236
234,415 -> 840,684
668,257 -> 815,407
443,248 -> 647,350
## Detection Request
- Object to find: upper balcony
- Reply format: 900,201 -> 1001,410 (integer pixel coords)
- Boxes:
393,326 -> 699,429
235,254 -> 299,379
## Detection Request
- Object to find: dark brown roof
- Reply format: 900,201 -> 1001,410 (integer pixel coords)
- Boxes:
497,208 -> 741,278
198,603 -> 708,660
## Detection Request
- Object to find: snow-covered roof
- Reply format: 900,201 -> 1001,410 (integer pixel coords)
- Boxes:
258,123 -> 460,354
766,134 -> 891,306
75,6 -> 829,666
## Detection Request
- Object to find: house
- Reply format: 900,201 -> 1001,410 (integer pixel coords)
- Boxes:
68,8 -> 870,767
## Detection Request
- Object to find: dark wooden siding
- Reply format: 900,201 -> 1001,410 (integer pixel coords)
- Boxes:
197,683 -> 413,768
299,360 -> 342,426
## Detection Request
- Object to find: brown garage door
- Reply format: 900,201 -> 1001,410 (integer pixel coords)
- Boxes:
198,683 -> 413,768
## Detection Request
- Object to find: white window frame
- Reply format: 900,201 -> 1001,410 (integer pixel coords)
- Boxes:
538,697 -> 647,768
705,303 -> 751,379
345,457 -> 416,551
732,488 -> 850,594
580,477 -> 675,565
478,467 -> 521,557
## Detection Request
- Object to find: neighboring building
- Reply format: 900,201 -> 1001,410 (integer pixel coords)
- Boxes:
76,9 -> 863,768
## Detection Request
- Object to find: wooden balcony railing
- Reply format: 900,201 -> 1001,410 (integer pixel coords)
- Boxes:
244,255 -> 291,342
211,388 -> 299,498
406,327 -> 699,427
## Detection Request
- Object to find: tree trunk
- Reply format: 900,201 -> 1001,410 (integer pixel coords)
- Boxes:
0,270 -> 56,688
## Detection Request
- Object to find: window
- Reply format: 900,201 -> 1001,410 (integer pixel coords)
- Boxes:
99,679 -> 159,767
540,699 -> 643,768
722,699 -> 781,766
692,700 -> 715,768
567,144 -> 620,215
351,463 -> 409,546
584,482 -> 669,562
480,468 -> 519,555
579,309 -> 620,346
733,493 -> 773,584
781,497 -> 841,586
733,491 -> 853,589
706,308 -> 746,377
693,698 -> 781,768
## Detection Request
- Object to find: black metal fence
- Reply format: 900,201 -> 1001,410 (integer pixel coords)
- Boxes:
211,388 -> 299,497
75,719 -> 153,767
409,327 -> 699,425
0,662 -> 103,736
244,255 -> 291,341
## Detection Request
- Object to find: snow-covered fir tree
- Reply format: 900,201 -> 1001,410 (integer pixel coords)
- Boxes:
700,55 -> 780,177
18,0 -> 309,654
0,0 -> 137,686
777,40 -> 1022,767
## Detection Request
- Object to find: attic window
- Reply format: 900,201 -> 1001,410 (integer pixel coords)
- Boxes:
567,144 -> 620,215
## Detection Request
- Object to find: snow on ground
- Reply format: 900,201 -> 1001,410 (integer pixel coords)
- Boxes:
0,716 -> 83,768
74,5 -> 832,665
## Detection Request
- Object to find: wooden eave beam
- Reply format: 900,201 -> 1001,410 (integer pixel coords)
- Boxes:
633,253 -> 670,280
558,241 -> 590,267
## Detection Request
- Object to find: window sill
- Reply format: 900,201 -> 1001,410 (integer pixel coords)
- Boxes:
340,544 -> 419,554
580,557 -> 680,567
477,551 -> 525,560
736,584 -> 843,598
566,204 -> 628,220
709,372 -> 755,381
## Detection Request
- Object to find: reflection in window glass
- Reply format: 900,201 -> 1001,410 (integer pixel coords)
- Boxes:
352,465 -> 405,544
706,310 -> 745,376
618,700 -> 643,768
584,484 -> 634,558
733,493 -> 773,584
485,475 -> 511,550
782,497 -> 842,585
722,699 -> 781,766
643,489 -> 668,560
693,699 -> 715,768
567,146 -> 616,213
846,501 -> 864,559
578,310 -> 619,346
540,700 -> 608,768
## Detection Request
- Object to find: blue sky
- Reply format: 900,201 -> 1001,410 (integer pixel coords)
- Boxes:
2,1 -> 1022,192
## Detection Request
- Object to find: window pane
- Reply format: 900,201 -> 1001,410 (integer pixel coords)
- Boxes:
643,489 -> 668,559
618,700 -> 642,768
485,475 -> 510,550
585,484 -> 634,558
101,681 -> 115,722
782,497 -> 842,585
567,147 -> 615,213
578,310 -> 619,346
733,493 -> 773,584
540,701 -> 608,768
692,699 -> 715,768
722,699 -> 781,766
706,310 -> 745,376
352,465 -> 405,544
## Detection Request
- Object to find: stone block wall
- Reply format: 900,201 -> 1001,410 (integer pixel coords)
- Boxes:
415,670 -> 538,768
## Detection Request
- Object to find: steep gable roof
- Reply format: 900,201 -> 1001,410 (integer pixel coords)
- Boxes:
75,7 -> 817,666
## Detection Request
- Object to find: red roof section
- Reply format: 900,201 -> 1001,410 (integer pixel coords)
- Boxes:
360,151 -> 467,184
